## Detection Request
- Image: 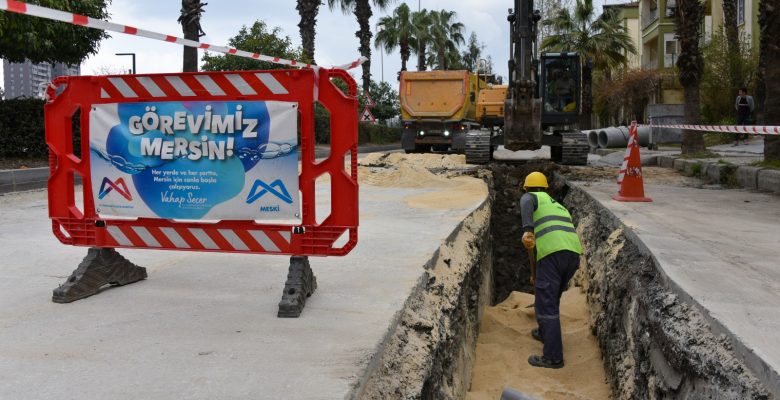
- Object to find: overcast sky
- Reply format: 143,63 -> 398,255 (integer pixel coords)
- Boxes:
3,0 -> 606,89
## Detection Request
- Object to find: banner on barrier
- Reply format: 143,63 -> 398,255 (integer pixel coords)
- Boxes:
89,100 -> 300,221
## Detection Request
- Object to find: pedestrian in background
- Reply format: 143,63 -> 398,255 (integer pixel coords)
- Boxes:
734,87 -> 755,146
520,172 -> 582,369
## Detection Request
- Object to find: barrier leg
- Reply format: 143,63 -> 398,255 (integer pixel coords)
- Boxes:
52,248 -> 147,303
277,256 -> 317,318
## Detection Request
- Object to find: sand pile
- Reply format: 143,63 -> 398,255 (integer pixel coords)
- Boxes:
356,153 -> 487,210
466,290 -> 610,400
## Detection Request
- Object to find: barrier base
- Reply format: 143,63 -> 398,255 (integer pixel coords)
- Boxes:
612,195 -> 653,202
52,248 -> 147,303
277,256 -> 317,318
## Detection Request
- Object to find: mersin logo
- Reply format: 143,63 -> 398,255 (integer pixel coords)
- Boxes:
98,177 -> 132,201
246,179 -> 293,205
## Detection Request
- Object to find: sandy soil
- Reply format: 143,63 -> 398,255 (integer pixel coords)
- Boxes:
466,290 -> 611,400
357,153 -> 487,210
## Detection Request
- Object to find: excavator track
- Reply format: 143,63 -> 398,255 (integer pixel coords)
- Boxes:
557,131 -> 590,166
465,130 -> 492,164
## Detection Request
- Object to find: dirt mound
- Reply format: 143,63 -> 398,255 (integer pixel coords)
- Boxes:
466,290 -> 611,400
357,153 -> 487,210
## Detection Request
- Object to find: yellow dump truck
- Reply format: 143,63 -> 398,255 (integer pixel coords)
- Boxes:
476,85 -> 507,129
400,70 -> 487,153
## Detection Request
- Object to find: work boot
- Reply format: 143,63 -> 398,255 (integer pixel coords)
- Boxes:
528,355 -> 564,369
531,328 -> 543,343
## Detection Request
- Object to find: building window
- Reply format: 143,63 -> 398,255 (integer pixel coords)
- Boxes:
664,35 -> 679,68
737,0 -> 745,25
665,0 -> 676,17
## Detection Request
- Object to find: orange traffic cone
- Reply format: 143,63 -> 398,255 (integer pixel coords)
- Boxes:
612,121 -> 652,202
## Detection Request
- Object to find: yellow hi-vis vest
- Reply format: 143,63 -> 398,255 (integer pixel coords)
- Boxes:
530,192 -> 582,261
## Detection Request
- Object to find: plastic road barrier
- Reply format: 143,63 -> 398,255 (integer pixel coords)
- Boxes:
45,68 -> 359,257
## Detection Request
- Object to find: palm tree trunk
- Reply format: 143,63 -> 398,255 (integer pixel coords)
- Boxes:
180,0 -> 202,73
675,0 -> 706,155
354,0 -> 373,93
417,42 -> 427,71
581,60 -> 593,130
760,0 -> 780,161
297,0 -> 320,64
438,48 -> 446,70
400,41 -> 409,71
723,0 -> 742,90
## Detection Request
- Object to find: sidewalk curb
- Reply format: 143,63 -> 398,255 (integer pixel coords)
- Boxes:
656,156 -> 779,193
0,167 -> 48,194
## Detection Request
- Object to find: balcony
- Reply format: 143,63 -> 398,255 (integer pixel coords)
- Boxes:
643,7 -> 660,29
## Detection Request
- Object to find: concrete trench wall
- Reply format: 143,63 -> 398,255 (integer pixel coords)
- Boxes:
561,177 -> 772,399
350,192 -> 493,400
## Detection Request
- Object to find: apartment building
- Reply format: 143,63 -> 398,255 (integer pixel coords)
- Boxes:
3,60 -> 80,99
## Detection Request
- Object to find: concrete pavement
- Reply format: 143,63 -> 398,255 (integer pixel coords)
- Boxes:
0,171 -> 486,399
579,181 -> 780,396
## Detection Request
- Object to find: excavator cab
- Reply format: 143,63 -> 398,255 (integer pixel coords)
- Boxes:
539,52 -> 581,127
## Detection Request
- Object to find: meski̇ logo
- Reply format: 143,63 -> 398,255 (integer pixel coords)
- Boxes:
98,177 -> 132,201
246,179 -> 293,212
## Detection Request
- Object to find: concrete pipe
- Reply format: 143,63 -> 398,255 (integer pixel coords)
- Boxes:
597,127 -> 628,148
586,130 -> 599,148
636,125 -> 651,147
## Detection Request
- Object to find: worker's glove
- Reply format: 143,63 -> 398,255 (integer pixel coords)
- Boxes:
522,232 -> 536,249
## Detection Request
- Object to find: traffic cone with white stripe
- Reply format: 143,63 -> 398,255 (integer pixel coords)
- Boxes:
612,121 -> 652,202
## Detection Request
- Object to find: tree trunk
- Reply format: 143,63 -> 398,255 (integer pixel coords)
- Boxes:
760,0 -> 780,161
675,0 -> 706,155
354,0 -> 373,93
438,48 -> 446,70
297,0 -> 320,64
682,85 -> 706,153
580,60 -> 593,130
400,40 -> 409,72
417,43 -> 427,71
723,0 -> 743,91
180,1 -> 201,73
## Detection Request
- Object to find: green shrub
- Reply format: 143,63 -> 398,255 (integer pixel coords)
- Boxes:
358,123 -> 400,144
0,98 -> 49,158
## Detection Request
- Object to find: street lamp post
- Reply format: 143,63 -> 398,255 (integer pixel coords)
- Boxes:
115,53 -> 136,74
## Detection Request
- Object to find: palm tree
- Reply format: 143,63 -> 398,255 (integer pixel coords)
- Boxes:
375,3 -> 414,72
541,0 -> 635,130
410,9 -> 432,71
673,0 -> 706,154
328,0 -> 396,93
179,0 -> 207,72
758,0 -> 780,161
428,10 -> 465,70
296,0 -> 321,64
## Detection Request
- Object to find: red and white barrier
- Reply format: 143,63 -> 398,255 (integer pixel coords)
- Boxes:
0,0 -> 366,71
650,124 -> 780,136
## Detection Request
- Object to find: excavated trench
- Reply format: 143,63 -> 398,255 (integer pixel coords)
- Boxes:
352,158 -> 773,400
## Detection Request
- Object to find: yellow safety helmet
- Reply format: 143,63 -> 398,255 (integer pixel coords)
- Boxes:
523,171 -> 549,190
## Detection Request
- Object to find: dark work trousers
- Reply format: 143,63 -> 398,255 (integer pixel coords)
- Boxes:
534,250 -> 580,361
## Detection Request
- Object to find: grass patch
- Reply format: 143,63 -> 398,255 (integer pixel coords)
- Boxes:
680,150 -> 720,159
750,160 -> 780,169
691,163 -> 702,176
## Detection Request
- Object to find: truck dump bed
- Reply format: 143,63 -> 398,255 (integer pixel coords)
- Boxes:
399,71 -> 478,121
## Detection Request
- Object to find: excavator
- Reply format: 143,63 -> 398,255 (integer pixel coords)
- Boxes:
464,0 -> 590,165
398,0 -> 589,165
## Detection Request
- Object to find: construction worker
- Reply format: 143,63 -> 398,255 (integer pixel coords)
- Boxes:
519,171 -> 582,369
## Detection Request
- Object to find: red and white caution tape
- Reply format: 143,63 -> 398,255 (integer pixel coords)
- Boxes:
650,124 -> 780,136
0,0 -> 366,71
617,123 -> 639,184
